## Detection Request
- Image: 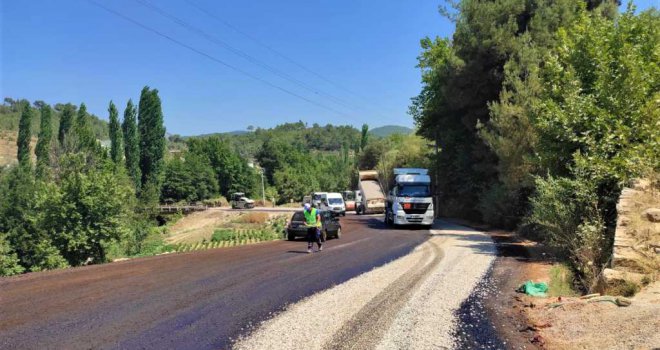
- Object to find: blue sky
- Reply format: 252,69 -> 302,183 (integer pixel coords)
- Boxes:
1,1 -> 656,136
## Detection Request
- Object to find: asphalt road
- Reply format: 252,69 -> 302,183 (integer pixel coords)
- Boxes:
214,206 -> 300,213
0,215 -> 429,350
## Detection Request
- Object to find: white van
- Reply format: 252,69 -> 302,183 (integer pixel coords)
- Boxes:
312,192 -> 328,209
326,192 -> 346,216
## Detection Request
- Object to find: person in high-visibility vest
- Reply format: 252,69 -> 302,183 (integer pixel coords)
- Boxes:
303,203 -> 323,253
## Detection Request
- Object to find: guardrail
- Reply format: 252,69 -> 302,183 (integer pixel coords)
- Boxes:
157,205 -> 209,213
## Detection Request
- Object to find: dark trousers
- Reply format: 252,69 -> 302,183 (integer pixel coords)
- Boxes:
307,226 -> 322,248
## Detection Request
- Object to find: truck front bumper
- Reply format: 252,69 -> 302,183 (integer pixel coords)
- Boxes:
393,211 -> 434,226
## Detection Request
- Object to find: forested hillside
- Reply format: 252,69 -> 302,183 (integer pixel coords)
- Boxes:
411,0 -> 659,290
1,98 -> 109,139
369,125 -> 413,137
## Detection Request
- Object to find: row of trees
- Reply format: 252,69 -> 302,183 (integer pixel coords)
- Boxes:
1,87 -> 168,276
411,0 -> 658,289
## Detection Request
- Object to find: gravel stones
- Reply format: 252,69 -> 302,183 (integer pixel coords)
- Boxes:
234,221 -> 497,350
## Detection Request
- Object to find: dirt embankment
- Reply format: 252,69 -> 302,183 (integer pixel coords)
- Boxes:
165,209 -> 287,244
477,227 -> 660,350
0,131 -> 37,167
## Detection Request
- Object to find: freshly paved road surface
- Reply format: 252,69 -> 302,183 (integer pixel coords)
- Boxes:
215,206 -> 299,213
0,215 -> 429,350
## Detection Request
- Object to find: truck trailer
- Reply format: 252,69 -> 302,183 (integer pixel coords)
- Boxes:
356,170 -> 386,215
385,168 -> 434,228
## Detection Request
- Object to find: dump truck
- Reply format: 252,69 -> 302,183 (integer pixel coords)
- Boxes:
356,170 -> 386,215
385,168 -> 434,228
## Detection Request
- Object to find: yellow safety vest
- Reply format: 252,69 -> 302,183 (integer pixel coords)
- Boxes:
304,208 -> 321,227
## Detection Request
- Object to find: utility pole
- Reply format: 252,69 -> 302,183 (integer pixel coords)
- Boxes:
260,168 -> 266,205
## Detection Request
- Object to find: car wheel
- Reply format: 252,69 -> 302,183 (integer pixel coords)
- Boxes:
335,227 -> 341,239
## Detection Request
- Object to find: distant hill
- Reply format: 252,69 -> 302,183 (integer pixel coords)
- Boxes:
369,125 -> 413,137
187,130 -> 249,139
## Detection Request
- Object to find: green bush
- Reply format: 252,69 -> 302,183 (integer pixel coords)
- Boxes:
211,229 -> 235,242
0,234 -> 24,276
527,176 -> 607,290
29,240 -> 69,272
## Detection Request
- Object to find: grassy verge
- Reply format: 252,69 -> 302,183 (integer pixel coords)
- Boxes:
548,264 -> 578,297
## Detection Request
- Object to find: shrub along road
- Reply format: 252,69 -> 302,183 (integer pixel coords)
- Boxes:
0,216 -> 495,349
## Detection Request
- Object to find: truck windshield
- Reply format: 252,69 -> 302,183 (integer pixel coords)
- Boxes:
399,185 -> 430,197
328,198 -> 343,205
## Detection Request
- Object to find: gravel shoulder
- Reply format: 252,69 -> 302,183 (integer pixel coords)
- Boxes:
234,220 -> 497,350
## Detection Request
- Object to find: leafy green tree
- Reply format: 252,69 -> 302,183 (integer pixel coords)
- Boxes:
17,103 -> 32,167
35,104 -> 53,174
138,87 -> 166,202
161,154 -> 218,203
0,166 -> 66,271
58,103 -> 75,146
188,136 -> 257,197
273,166 -> 318,202
108,101 -> 123,164
122,99 -> 141,189
41,154 -> 135,265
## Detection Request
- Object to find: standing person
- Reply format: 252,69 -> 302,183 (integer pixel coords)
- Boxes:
303,203 -> 323,253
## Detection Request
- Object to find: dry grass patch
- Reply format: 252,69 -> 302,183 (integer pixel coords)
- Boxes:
234,212 -> 269,224
625,180 -> 660,277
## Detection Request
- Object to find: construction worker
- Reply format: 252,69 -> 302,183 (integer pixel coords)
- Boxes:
303,203 -> 322,253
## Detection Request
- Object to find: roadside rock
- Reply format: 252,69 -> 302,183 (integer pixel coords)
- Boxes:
642,208 -> 660,223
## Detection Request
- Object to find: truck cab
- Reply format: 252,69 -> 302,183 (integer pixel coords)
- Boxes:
385,168 -> 434,228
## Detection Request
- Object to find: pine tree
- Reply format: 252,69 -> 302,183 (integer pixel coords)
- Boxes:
137,87 -> 166,201
35,104 -> 53,172
58,104 -> 75,146
17,103 -> 32,167
75,103 -> 96,151
122,99 -> 141,189
108,101 -> 123,164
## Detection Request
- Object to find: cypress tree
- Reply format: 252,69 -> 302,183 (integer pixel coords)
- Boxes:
137,87 -> 166,200
17,103 -> 32,167
122,99 -> 141,189
35,104 -> 53,172
108,101 -> 123,164
75,103 -> 96,151
360,124 -> 369,151
58,104 -> 74,146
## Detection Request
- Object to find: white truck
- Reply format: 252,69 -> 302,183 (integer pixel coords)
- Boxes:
385,168 -> 434,228
356,170 -> 386,215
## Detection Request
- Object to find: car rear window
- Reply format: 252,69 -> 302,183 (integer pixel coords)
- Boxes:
292,212 -> 305,221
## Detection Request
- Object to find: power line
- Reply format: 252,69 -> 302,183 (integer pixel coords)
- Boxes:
87,0 -> 353,119
135,0 -> 359,112
185,0 -> 373,104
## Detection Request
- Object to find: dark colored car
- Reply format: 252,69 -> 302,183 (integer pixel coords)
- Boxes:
286,210 -> 342,241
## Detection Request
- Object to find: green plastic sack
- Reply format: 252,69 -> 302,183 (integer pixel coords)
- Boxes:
517,281 -> 549,297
